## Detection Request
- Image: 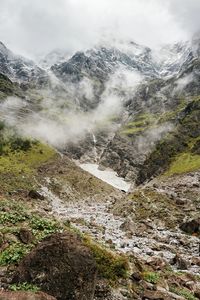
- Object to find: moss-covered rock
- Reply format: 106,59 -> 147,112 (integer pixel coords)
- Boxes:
83,237 -> 129,281
13,232 -> 97,300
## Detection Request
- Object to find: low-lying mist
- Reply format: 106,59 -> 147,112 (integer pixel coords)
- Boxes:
0,68 -> 143,149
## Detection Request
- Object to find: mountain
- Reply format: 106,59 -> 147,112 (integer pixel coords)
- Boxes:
0,37 -> 200,299
51,43 -> 157,83
39,48 -> 71,69
50,39 -> 199,83
0,41 -> 48,85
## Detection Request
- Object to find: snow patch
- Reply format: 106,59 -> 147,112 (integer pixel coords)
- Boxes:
79,163 -> 131,192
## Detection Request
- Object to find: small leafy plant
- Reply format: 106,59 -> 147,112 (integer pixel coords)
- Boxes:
30,216 -> 61,233
0,243 -> 31,265
10,282 -> 40,292
0,211 -> 27,225
143,272 -> 160,284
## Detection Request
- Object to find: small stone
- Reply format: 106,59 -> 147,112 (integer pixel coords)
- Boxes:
180,218 -> 200,234
19,228 -> 34,244
131,272 -> 142,282
106,239 -> 113,245
147,256 -> 167,270
171,254 -> 190,270
28,190 -> 45,200
176,198 -> 187,205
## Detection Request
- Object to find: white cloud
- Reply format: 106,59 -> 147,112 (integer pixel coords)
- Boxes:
0,0 -> 199,58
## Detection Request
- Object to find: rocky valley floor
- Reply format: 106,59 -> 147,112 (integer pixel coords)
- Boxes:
0,146 -> 200,300
35,156 -> 200,299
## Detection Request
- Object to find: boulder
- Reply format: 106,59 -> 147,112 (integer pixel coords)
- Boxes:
180,218 -> 200,234
171,254 -> 190,270
146,256 -> 168,270
28,190 -> 45,200
13,232 -> 97,300
0,291 -> 56,300
119,217 -> 135,235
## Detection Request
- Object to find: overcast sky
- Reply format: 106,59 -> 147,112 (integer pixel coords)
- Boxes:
0,0 -> 199,58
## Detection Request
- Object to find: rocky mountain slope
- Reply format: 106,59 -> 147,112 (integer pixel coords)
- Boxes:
0,42 -> 47,86
0,36 -> 200,299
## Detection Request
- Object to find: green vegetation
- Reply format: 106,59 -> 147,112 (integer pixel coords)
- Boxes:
0,73 -> 15,99
84,237 -> 129,281
171,288 -> 198,300
136,98 -> 200,183
0,137 -> 56,191
120,113 -> 157,136
0,211 -> 27,225
165,152 -> 200,176
0,199 -> 64,266
10,282 -> 40,292
30,216 -> 62,239
143,271 -> 160,284
158,99 -> 187,123
0,200 -> 29,225
120,101 -> 187,137
0,73 -> 23,100
0,243 -> 31,265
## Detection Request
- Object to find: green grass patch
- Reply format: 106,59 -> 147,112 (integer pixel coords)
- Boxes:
165,152 -> 200,176
120,113 -> 157,136
0,212 -> 28,225
158,99 -> 187,123
0,141 -> 56,191
0,200 -> 30,226
143,271 -> 160,284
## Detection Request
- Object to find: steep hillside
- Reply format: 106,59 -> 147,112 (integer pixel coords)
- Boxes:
0,73 -> 23,100
136,97 -> 200,184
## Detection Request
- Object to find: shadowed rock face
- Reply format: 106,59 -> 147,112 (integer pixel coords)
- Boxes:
0,291 -> 56,300
180,218 -> 200,235
13,232 -> 97,300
